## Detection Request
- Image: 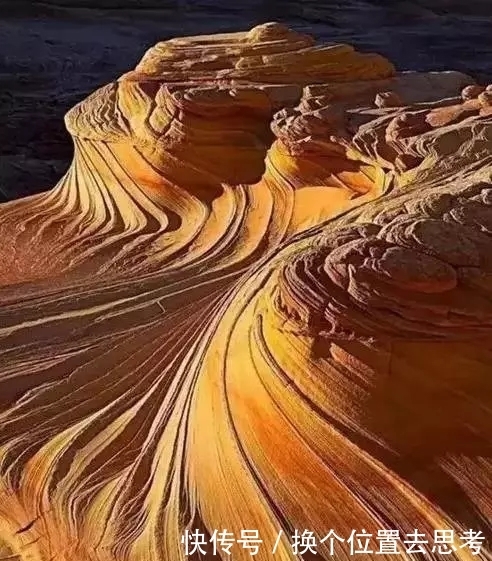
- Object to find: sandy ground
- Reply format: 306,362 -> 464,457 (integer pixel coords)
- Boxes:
1,0 -> 492,200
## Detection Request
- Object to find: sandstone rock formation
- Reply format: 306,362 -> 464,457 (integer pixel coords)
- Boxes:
0,23 -> 491,561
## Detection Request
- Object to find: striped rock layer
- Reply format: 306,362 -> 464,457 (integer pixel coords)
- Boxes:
0,22 -> 491,561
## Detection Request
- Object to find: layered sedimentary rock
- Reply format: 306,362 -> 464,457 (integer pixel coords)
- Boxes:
0,22 -> 491,561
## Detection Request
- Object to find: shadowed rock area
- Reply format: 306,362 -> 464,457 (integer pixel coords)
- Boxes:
1,0 -> 492,200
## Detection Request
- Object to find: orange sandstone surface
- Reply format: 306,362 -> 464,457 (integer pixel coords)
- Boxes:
0,22 -> 491,561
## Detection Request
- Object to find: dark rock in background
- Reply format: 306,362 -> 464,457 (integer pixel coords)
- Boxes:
1,0 -> 491,201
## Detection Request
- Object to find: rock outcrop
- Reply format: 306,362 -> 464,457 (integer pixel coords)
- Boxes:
0,23 -> 491,561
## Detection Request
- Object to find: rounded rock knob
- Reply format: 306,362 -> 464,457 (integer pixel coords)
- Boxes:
478,91 -> 492,107
246,22 -> 292,42
461,84 -> 485,101
375,91 -> 402,108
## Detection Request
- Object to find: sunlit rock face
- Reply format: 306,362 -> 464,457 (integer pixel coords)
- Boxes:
0,22 -> 491,561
